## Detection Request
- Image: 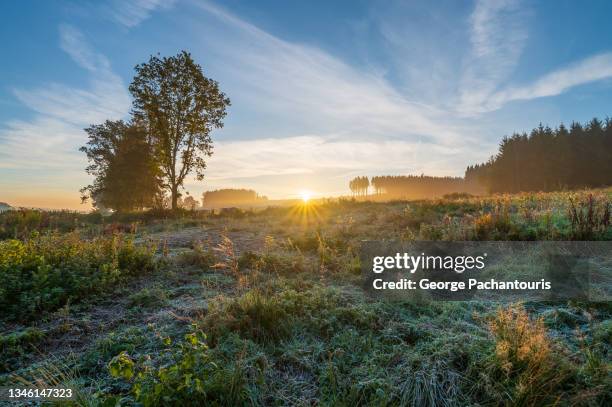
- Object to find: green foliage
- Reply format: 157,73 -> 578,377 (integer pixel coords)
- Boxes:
108,351 -> 135,380
568,193 -> 611,240
486,306 -> 571,405
0,233 -> 157,320
128,287 -> 168,309
237,250 -> 305,275
130,51 -> 231,210
0,328 -> 45,373
175,242 -> 216,269
204,289 -> 290,344
81,120 -> 161,212
109,327 -> 249,406
592,320 -> 612,345
3,190 -> 612,405
0,209 -> 103,239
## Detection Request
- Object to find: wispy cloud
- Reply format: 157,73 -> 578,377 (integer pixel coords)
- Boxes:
162,0 -> 502,199
109,0 -> 177,28
2,25 -> 130,171
193,1 -> 465,144
488,52 -> 612,109
458,0 -> 528,114
457,0 -> 612,114
207,135 -> 464,180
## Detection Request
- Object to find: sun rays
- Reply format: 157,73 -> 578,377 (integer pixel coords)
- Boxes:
286,191 -> 322,225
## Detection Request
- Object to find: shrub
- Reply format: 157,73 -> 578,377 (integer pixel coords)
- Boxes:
0,327 -> 45,373
0,209 -> 100,239
0,233 -> 157,320
109,327 -> 249,406
175,242 -> 216,269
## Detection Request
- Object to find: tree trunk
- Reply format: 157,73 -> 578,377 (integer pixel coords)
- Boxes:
171,186 -> 178,210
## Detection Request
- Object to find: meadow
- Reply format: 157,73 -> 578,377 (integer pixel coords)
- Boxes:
0,188 -> 610,406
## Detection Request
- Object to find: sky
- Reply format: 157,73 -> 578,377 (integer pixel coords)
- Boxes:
1,0 -> 612,210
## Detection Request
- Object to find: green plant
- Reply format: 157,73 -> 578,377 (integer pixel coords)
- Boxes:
109,327 -> 249,406
0,233 -> 157,320
204,289 -> 290,344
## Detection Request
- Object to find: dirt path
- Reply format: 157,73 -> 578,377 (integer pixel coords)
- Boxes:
143,225 -> 268,253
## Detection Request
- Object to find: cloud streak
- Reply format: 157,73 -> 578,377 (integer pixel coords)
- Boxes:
2,25 -> 130,170
488,52 -> 612,108
193,1 -> 465,144
458,0 -> 528,114
109,0 -> 178,28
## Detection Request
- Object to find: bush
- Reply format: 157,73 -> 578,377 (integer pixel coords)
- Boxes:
0,327 -> 45,373
568,194 -> 611,240
175,242 -> 216,269
0,233 -> 157,320
0,209 -> 103,239
109,327 -> 249,406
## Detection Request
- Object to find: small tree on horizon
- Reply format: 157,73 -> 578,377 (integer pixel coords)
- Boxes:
129,51 -> 230,210
182,195 -> 199,210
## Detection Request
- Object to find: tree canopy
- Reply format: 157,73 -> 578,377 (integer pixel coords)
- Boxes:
129,51 -> 231,210
80,120 -> 160,212
81,51 -> 230,212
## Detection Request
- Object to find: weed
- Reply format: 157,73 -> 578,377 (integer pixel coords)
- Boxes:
568,194 -> 611,239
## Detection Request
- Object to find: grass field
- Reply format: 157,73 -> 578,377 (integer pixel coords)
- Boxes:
1,188 -> 611,406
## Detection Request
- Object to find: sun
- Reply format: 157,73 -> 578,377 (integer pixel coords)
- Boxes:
300,190 -> 312,203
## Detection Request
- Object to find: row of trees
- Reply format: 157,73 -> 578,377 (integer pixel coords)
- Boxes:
467,118 -> 612,193
349,177 -> 370,196
352,117 -> 612,198
81,51 -> 230,212
349,175 -> 483,199
202,189 -> 268,207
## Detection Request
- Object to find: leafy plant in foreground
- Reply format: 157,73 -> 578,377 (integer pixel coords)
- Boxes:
109,327 -> 249,406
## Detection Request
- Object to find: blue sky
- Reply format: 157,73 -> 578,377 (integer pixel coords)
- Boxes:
2,0 -> 612,209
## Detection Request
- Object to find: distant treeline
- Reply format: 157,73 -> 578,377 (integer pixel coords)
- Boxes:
466,118 -> 612,193
202,189 -> 268,207
348,175 -> 484,199
351,116 -> 612,198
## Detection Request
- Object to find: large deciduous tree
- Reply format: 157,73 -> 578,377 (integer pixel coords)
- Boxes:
129,51 -> 230,210
80,120 -> 161,212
